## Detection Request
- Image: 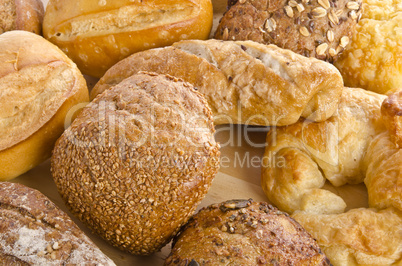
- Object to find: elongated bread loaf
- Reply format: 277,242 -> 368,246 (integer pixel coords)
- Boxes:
91,39 -> 343,126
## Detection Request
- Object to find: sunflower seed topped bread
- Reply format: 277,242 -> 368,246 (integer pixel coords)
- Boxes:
91,39 -> 343,126
43,0 -> 213,78
215,0 -> 362,62
0,0 -> 44,34
165,199 -> 330,265
0,31 -> 89,181
0,182 -> 115,265
51,72 -> 220,255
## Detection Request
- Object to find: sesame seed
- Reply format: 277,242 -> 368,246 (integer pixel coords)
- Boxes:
299,26 -> 310,37
327,30 -> 334,42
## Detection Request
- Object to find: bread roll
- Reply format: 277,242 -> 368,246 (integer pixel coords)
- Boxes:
43,0 -> 213,78
214,0 -> 362,62
51,72 -> 220,255
0,0 -> 44,34
91,39 -> 343,126
165,199 -> 330,265
0,31 -> 89,181
292,208 -> 402,265
0,182 -> 115,265
335,0 -> 402,94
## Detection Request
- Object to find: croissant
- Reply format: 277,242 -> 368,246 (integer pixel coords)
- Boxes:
91,39 -> 343,126
262,89 -> 402,265
261,87 -> 386,214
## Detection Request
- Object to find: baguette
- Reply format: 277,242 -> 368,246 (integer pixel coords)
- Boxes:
91,39 -> 343,126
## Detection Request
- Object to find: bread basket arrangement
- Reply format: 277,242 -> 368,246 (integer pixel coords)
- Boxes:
1,0 -> 401,265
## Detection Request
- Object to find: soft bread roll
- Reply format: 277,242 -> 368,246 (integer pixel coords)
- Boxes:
0,31 -> 89,180
43,0 -> 213,78
91,39 -> 343,126
51,72 -> 220,255
0,0 -> 44,34
261,87 -> 385,214
166,199 -> 330,265
214,0 -> 362,62
335,0 -> 402,94
292,208 -> 402,266
0,182 -> 115,265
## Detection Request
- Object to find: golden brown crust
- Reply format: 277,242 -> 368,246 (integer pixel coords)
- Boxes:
92,39 -> 343,126
292,208 -> 402,265
51,72 -> 220,255
335,0 -> 402,94
0,31 -> 89,180
165,199 -> 330,265
0,182 -> 115,265
0,0 -> 44,34
214,0 -> 362,62
43,0 -> 213,78
381,91 -> 402,148
261,87 -> 385,214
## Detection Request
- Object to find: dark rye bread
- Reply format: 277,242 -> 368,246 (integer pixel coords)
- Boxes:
165,199 -> 330,265
0,182 -> 115,265
215,0 -> 362,62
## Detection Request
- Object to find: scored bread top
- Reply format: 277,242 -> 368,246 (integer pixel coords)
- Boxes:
92,39 -> 343,126
0,31 -> 86,151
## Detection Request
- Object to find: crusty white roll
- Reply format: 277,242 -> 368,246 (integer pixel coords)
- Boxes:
0,31 -> 89,180
43,0 -> 213,78
91,39 -> 344,126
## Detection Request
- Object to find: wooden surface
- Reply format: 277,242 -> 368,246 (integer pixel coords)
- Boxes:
10,0 -> 368,265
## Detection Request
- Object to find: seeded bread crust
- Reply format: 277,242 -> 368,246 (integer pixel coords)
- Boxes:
0,0 -> 44,34
51,72 -> 220,255
165,199 -> 330,265
0,182 -> 115,265
91,39 -> 343,126
215,0 -> 362,62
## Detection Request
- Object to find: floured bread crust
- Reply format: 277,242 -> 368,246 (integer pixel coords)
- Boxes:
0,31 -> 89,180
0,182 -> 115,265
91,39 -> 343,126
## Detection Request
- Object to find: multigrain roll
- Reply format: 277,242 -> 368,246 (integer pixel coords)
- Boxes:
0,0 -> 44,34
0,31 -> 89,181
51,72 -> 220,255
0,182 -> 115,265
43,0 -> 213,78
214,0 -> 362,62
165,199 -> 330,265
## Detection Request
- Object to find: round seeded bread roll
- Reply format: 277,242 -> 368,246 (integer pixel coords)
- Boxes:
165,199 -> 330,265
51,72 -> 220,255
0,31 -> 89,181
43,0 -> 213,78
335,0 -> 402,94
214,0 -> 362,62
0,182 -> 115,265
0,0 -> 44,34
